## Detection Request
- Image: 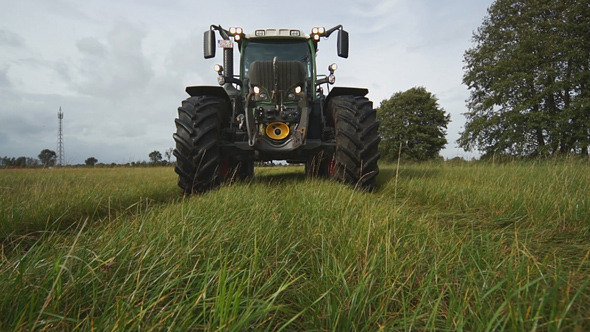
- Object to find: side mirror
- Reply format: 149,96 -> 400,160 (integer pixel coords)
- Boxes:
337,29 -> 349,58
204,30 -> 216,59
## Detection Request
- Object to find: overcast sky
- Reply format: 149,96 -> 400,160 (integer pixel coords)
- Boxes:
0,0 -> 492,164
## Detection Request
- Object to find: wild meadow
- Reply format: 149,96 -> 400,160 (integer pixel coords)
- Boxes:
0,161 -> 588,330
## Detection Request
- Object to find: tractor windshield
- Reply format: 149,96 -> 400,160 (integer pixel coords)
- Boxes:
242,39 -> 312,79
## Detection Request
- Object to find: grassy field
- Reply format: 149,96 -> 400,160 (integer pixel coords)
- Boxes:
0,161 -> 589,330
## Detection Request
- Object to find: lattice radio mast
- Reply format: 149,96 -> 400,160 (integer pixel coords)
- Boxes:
57,107 -> 65,166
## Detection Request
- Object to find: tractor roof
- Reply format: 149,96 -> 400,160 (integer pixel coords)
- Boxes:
245,29 -> 309,40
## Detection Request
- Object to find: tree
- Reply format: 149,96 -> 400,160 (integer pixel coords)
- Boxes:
26,157 -> 39,167
85,157 -> 98,166
377,87 -> 450,161
149,150 -> 162,164
15,157 -> 27,167
164,148 -> 174,163
1,157 -> 15,167
459,0 -> 590,157
38,149 -> 57,167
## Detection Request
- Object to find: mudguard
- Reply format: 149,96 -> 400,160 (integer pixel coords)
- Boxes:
185,86 -> 231,103
325,87 -> 368,103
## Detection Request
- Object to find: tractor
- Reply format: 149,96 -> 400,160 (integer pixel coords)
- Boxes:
173,24 -> 380,193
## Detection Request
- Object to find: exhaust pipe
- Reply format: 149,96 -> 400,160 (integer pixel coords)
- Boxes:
223,47 -> 233,88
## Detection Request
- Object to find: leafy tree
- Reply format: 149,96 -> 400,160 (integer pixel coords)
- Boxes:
1,157 -> 16,167
38,149 -> 57,167
459,0 -> 590,157
85,157 -> 98,166
14,157 -> 27,167
377,87 -> 450,161
164,148 -> 174,163
149,150 -> 162,164
26,157 -> 39,167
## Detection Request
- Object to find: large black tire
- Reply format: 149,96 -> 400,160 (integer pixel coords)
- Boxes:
173,96 -> 230,194
328,95 -> 380,190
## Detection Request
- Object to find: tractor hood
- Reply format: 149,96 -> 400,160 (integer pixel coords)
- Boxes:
249,59 -> 305,104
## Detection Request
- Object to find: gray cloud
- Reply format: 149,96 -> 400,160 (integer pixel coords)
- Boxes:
76,37 -> 107,56
0,91 -> 62,158
36,0 -> 94,22
72,22 -> 154,99
0,129 -> 9,145
0,29 -> 24,48
0,66 -> 11,87
53,60 -> 73,83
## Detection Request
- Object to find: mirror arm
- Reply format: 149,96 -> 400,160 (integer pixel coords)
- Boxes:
315,75 -> 335,86
316,77 -> 329,85
226,77 -> 243,86
324,25 -> 343,38
210,24 -> 230,40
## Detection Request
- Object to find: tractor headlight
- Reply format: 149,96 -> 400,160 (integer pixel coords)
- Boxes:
287,86 -> 302,101
252,86 -> 268,101
214,64 -> 223,73
328,75 -> 335,84
229,27 -> 243,35
312,27 -> 325,35
229,27 -> 243,41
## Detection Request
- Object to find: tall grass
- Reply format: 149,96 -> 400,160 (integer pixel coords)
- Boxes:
0,162 -> 588,330
0,167 -> 180,239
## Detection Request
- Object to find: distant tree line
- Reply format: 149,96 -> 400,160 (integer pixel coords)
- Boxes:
0,156 -> 39,168
1,148 -> 177,168
0,149 -> 54,168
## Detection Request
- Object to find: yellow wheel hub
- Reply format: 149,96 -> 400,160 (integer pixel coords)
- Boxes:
265,122 -> 290,140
